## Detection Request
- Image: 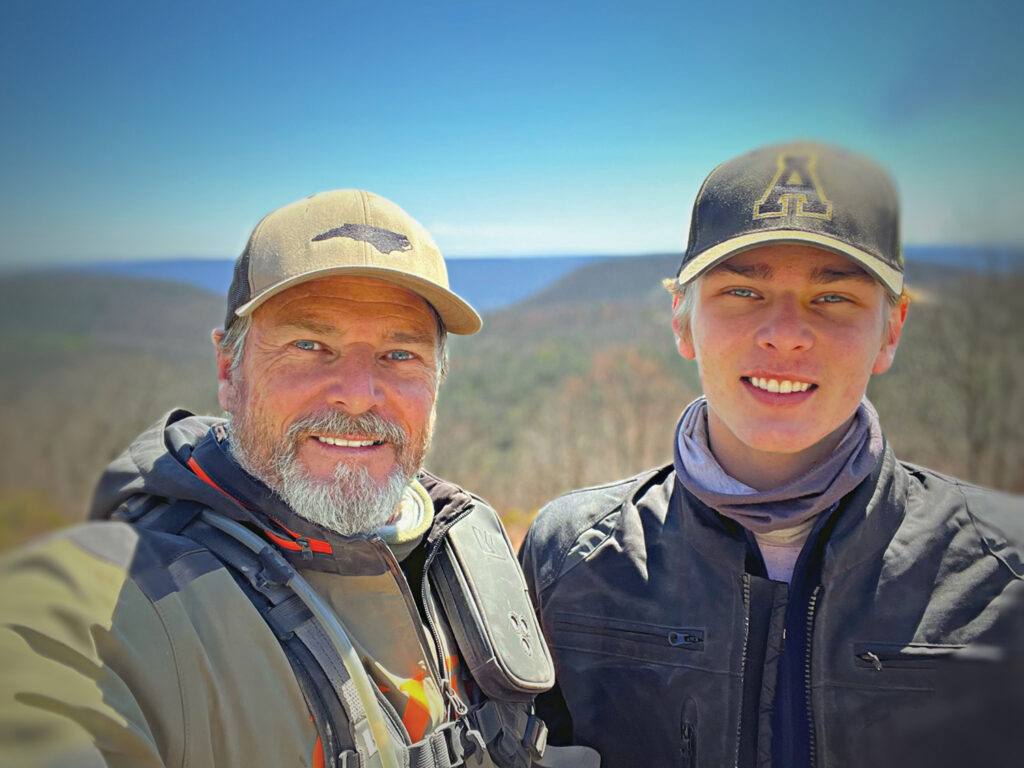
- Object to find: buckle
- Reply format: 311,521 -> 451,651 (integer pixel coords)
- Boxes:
522,715 -> 548,761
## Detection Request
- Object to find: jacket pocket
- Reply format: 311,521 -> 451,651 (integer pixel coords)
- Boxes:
853,642 -> 964,671
553,612 -> 705,650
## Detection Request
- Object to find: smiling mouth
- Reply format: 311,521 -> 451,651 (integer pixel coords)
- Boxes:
312,435 -> 385,448
742,377 -> 817,394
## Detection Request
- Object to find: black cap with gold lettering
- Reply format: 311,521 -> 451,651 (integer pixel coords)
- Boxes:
673,141 -> 904,294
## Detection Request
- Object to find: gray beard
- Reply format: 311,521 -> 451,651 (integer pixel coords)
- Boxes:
228,409 -> 419,537
274,458 -> 409,537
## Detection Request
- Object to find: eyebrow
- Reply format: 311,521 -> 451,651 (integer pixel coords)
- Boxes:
808,266 -> 875,284
386,330 -> 438,346
278,318 -> 336,335
711,262 -> 774,280
708,262 -> 875,284
278,319 -> 436,345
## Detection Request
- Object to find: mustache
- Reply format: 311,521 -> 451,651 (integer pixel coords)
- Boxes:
285,410 -> 409,448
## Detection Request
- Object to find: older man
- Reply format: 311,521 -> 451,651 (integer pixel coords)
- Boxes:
521,143 -> 1024,768
0,191 -> 555,768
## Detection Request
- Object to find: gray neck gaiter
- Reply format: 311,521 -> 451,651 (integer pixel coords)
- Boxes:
673,397 -> 883,534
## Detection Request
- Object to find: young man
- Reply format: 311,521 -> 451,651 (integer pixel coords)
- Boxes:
0,190 -> 558,768
520,143 -> 1024,768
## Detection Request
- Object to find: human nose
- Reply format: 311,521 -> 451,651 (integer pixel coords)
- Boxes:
322,348 -> 385,414
754,296 -> 814,352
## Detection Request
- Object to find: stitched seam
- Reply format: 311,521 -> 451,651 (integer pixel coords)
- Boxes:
959,480 -> 1024,580
544,505 -> 622,594
141,586 -> 189,768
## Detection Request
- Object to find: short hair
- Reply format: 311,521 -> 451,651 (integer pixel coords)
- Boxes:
219,305 -> 450,383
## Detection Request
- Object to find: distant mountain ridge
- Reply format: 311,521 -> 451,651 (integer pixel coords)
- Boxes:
23,245 -> 1021,314
54,255 -> 608,312
0,244 -> 1020,551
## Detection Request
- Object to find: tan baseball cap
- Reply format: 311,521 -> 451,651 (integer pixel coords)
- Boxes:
225,189 -> 482,334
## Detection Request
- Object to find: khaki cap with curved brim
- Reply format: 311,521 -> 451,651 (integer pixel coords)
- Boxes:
673,141 -> 905,295
225,189 -> 482,334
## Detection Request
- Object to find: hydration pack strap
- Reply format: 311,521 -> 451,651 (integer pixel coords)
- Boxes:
119,497 -> 549,767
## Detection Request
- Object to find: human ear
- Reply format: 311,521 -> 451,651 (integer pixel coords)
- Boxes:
212,328 -> 239,412
672,295 -> 696,360
872,295 -> 909,375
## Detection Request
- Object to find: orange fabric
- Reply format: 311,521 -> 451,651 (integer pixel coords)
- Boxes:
187,455 -> 333,554
268,517 -> 333,554
312,736 -> 325,768
398,669 -> 431,743
187,456 -> 233,499
445,655 -> 460,698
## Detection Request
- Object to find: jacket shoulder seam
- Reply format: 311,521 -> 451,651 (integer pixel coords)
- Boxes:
543,505 -> 624,595
126,573 -> 189,768
952,479 -> 1024,581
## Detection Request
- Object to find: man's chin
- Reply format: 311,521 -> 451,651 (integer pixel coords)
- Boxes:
278,462 -> 412,537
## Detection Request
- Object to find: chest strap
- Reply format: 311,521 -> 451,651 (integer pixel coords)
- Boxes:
117,497 -> 547,768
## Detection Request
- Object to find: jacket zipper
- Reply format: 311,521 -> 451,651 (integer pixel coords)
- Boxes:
805,585 -> 822,768
553,617 -> 705,650
854,645 -> 962,670
419,508 -> 473,717
733,573 -> 751,768
682,697 -> 698,768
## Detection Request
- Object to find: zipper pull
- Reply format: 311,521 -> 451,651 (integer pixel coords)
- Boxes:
443,679 -> 468,717
859,651 -> 883,671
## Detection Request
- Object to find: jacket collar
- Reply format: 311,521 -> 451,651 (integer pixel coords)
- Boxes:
187,426 -> 399,574
819,444 -> 907,581
668,443 -> 906,583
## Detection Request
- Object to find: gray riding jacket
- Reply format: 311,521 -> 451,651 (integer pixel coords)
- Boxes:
520,447 -> 1024,767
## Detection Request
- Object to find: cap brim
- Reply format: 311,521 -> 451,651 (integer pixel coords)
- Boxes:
234,265 -> 483,335
676,230 -> 904,295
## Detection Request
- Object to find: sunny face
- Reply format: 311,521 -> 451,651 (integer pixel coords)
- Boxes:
676,244 -> 906,487
216,276 -> 441,498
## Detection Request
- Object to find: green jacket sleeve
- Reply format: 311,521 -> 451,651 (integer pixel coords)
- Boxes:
0,526 -> 184,768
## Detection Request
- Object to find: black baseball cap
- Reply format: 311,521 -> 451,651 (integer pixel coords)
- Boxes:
673,141 -> 904,294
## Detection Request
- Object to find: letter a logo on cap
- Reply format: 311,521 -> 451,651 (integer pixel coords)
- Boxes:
753,153 -> 833,220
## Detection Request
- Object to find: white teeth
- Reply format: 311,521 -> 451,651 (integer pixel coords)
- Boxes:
749,378 -> 811,393
315,436 -> 380,447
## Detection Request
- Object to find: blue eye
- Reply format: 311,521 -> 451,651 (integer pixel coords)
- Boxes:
294,340 -> 321,351
728,288 -> 758,298
816,294 -> 847,304
387,350 -> 414,361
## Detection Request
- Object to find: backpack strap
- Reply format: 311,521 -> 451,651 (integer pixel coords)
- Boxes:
119,499 -> 393,768
121,496 -> 557,768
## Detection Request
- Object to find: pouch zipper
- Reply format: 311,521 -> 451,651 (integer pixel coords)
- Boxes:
370,539 -> 448,708
419,508 -> 474,716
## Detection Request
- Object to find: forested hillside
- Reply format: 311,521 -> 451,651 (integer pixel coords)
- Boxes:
1,255 -> 1020,549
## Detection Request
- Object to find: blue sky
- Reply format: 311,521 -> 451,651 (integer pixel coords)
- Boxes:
1,0 -> 1021,266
